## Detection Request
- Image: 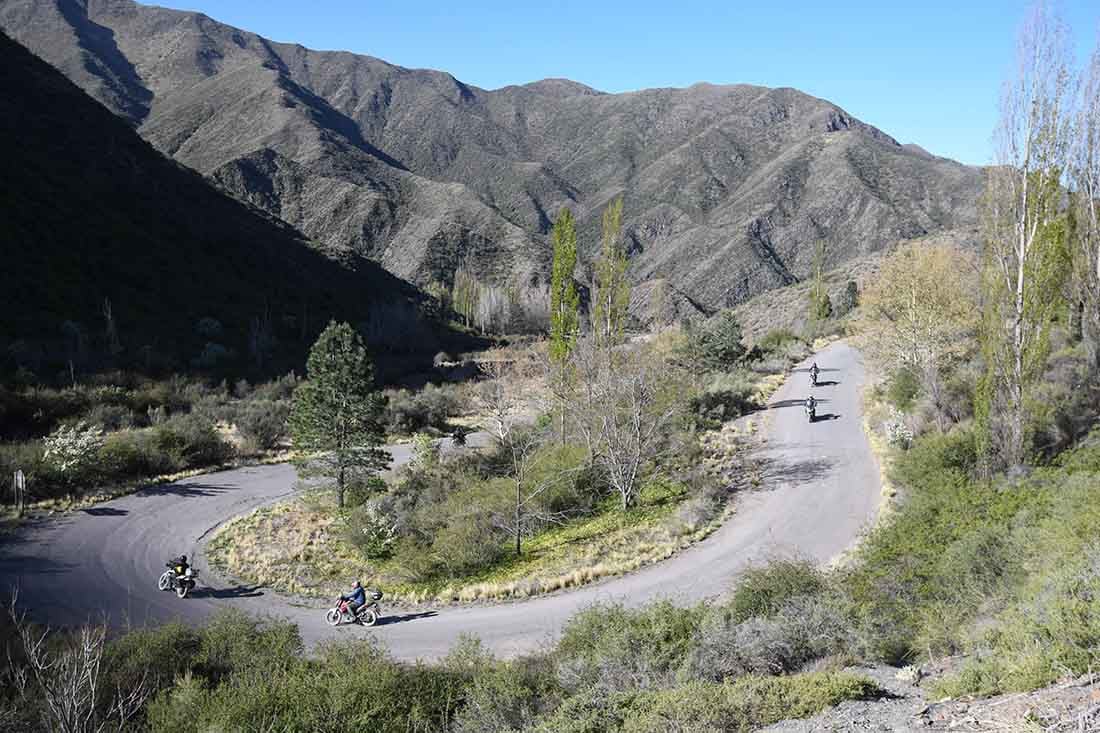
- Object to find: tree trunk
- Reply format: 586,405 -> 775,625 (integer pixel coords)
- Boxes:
337,463 -> 345,509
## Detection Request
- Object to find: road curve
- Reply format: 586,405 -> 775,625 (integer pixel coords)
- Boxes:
0,341 -> 880,661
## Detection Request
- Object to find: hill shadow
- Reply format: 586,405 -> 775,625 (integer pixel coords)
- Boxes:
374,611 -> 439,626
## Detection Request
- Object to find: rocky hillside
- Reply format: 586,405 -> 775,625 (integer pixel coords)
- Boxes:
0,27 -> 425,374
1,0 -> 984,320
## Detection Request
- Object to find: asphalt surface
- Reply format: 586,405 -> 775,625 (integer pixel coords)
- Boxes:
0,341 -> 880,661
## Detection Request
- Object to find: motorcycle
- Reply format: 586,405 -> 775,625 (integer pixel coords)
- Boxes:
806,402 -> 816,423
158,566 -> 198,598
809,372 -> 818,388
325,590 -> 383,627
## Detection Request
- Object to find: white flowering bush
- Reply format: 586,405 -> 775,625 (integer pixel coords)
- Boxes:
347,500 -> 397,559
884,407 -> 915,449
43,421 -> 104,476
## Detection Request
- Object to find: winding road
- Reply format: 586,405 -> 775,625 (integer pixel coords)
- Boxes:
0,341 -> 880,661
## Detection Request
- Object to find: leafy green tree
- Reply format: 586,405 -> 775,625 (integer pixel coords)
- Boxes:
592,197 -> 630,352
289,321 -> 389,508
549,208 -> 580,443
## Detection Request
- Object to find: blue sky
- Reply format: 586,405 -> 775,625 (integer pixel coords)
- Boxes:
153,1 -> 1099,166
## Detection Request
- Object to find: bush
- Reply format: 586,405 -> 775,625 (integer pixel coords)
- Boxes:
84,402 -> 134,431
690,371 -> 757,426
555,602 -> 705,693
346,498 -> 397,559
729,558 -> 826,623
886,367 -> 921,411
454,655 -> 561,733
344,476 -> 386,509
153,414 -> 233,471
42,421 -> 104,485
431,512 -> 505,578
384,383 -> 461,434
235,400 -> 289,452
684,595 -> 851,681
613,673 -> 879,733
757,329 -> 801,355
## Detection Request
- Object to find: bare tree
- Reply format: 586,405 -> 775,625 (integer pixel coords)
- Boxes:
981,1 -> 1074,468
6,594 -> 149,733
573,342 -> 681,509
476,351 -> 575,554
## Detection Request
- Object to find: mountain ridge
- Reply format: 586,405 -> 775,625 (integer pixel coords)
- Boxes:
1,0 -> 983,322
0,26 -> 432,376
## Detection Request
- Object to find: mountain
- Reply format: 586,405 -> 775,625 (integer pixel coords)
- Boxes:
1,0 -> 984,322
0,27 -> 428,376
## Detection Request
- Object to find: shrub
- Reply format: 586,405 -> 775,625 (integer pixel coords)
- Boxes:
614,673 -> 879,733
690,371 -> 757,426
757,329 -> 801,355
42,421 -> 103,482
431,513 -> 505,578
99,431 -> 158,479
454,656 -> 561,733
84,402 -> 134,431
344,476 -> 386,509
883,407 -> 915,449
384,384 -> 460,434
886,367 -> 921,411
683,595 -> 851,681
249,372 -> 299,402
346,499 -> 397,559
235,400 -> 290,452
153,414 -> 233,471
729,558 -> 826,623
555,602 -> 705,694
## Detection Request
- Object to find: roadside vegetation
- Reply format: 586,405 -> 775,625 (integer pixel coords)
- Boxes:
209,207 -> 817,601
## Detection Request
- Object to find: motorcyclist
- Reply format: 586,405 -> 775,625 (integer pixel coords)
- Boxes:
810,361 -> 820,384
341,580 -> 367,619
805,394 -> 817,419
167,554 -> 189,579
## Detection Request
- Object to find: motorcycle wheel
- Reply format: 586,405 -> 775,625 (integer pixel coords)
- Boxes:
325,609 -> 341,626
176,584 -> 189,599
158,571 -> 172,591
359,608 -> 378,627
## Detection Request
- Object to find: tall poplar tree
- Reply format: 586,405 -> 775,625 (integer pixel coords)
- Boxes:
592,196 -> 630,353
978,4 -> 1073,469
548,208 -> 580,443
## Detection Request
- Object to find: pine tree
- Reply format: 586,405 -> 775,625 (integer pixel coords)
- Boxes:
289,321 -> 389,508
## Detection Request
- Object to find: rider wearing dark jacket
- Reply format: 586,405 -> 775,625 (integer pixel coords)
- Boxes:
342,581 -> 367,617
167,554 -> 189,578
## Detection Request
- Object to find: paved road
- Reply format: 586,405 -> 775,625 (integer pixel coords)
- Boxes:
0,341 -> 879,661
